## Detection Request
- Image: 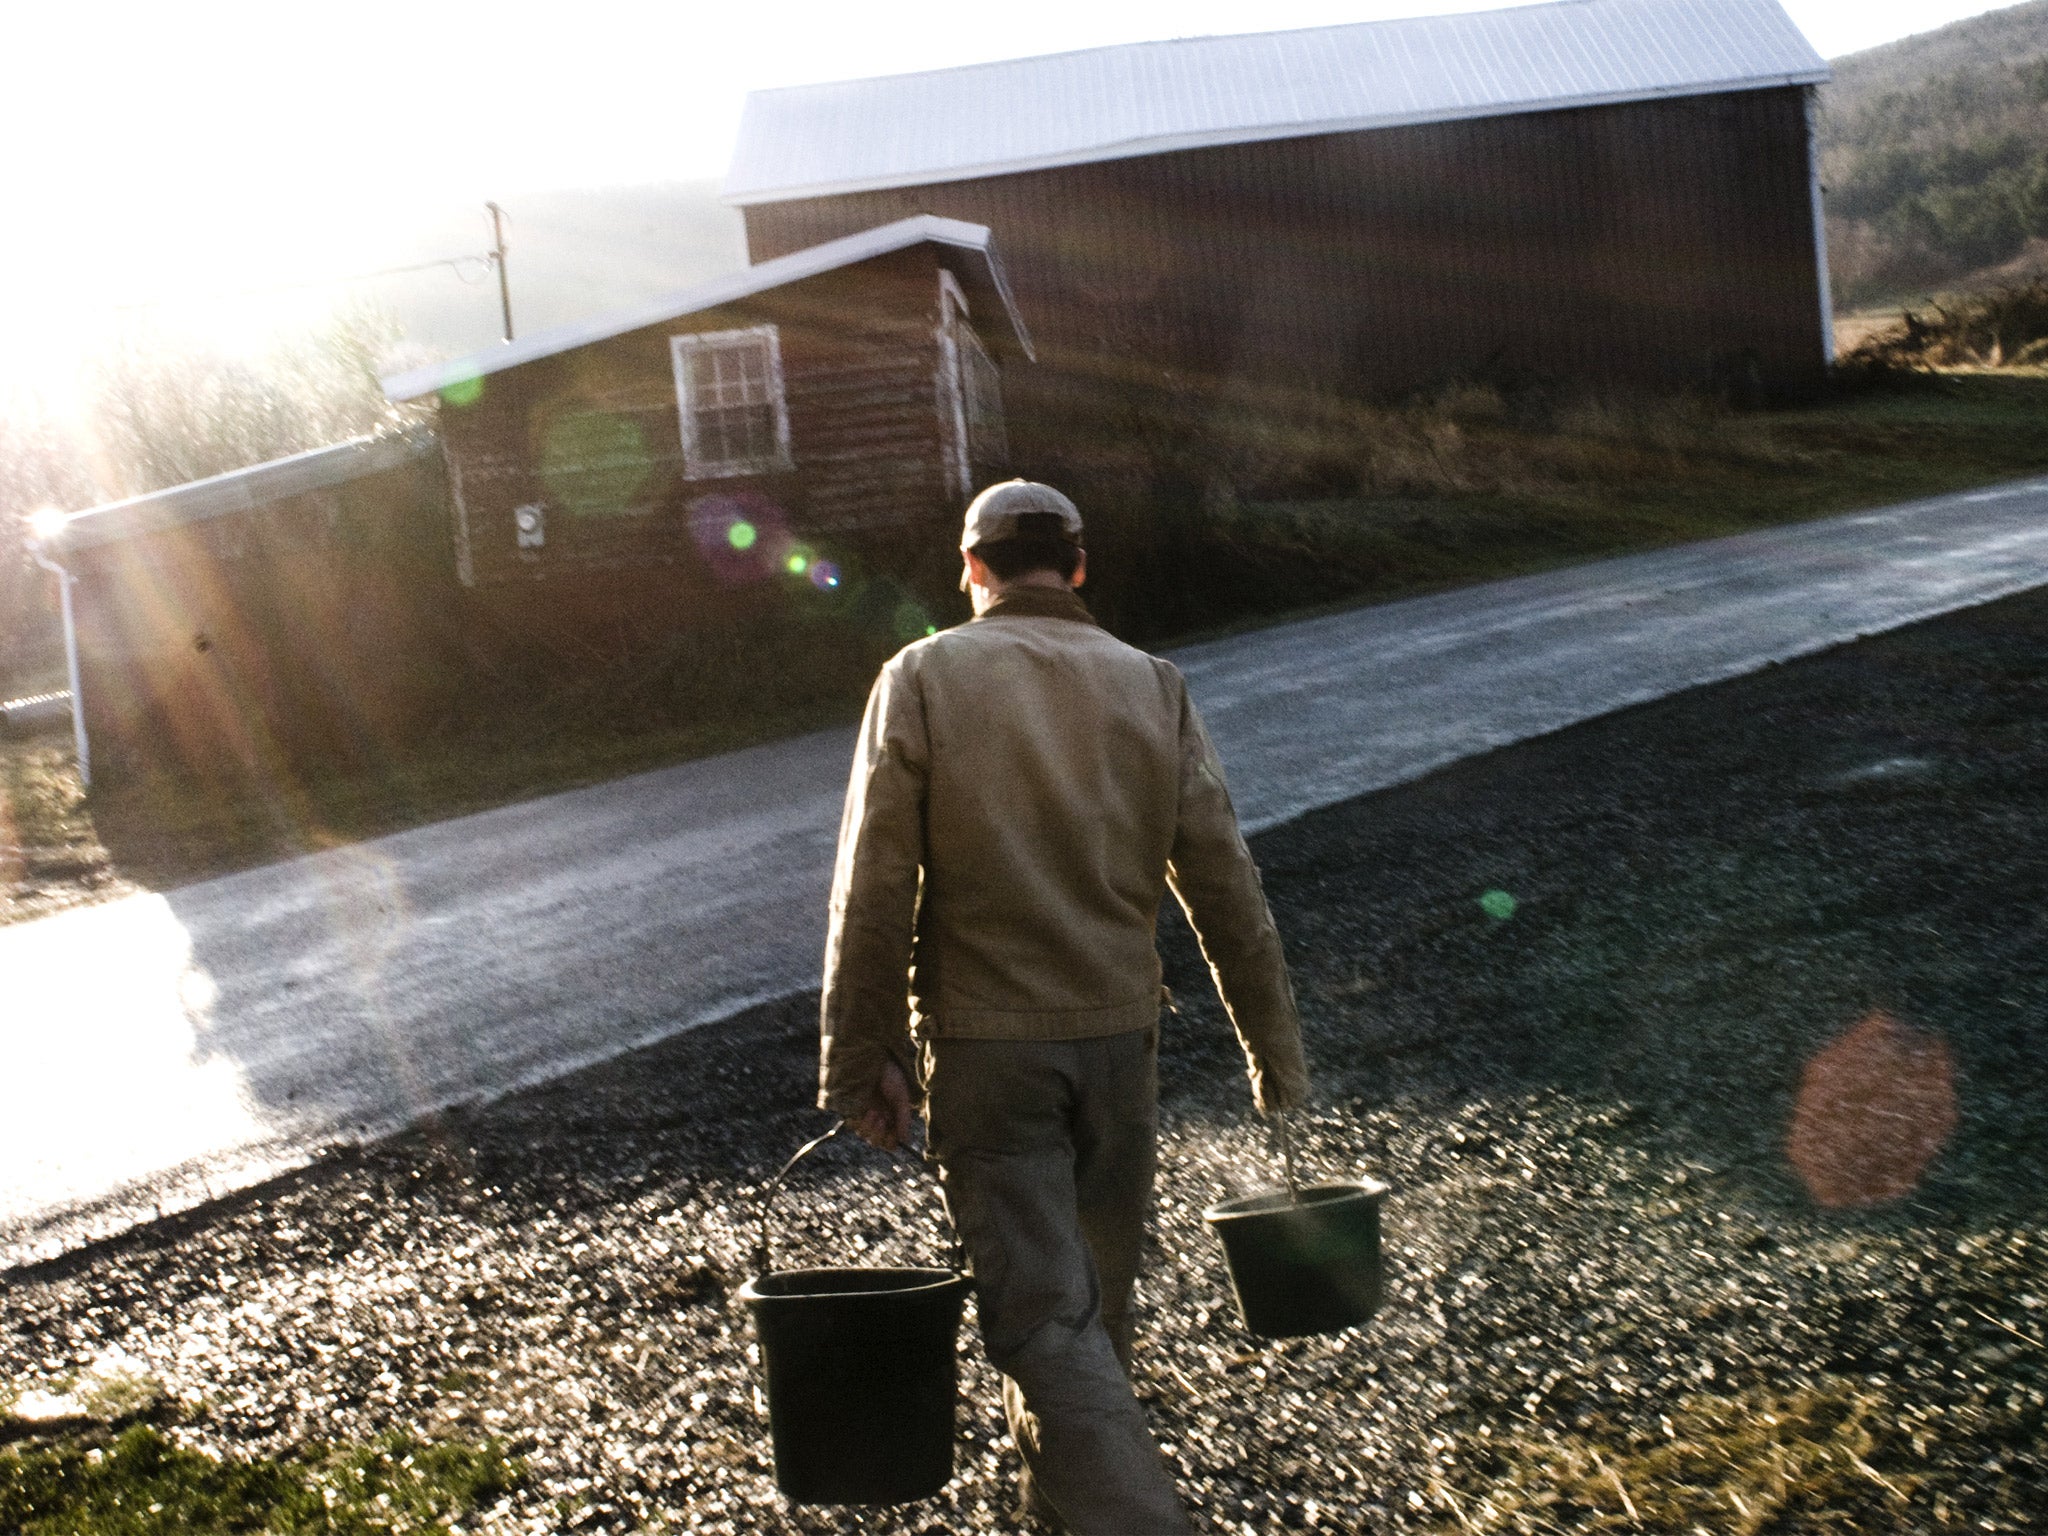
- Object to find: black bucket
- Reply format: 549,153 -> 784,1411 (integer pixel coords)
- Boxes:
737,1127 -> 971,1505
1204,1180 -> 1388,1337
739,1265 -> 970,1504
1204,1112 -> 1389,1340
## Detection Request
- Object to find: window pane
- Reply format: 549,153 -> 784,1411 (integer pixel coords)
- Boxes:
680,334 -> 783,472
741,401 -> 772,458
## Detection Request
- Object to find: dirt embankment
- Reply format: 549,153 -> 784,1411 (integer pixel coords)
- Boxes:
4,589 -> 2045,1533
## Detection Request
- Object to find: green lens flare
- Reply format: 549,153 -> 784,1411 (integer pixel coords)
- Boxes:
440,375 -> 485,407
786,553 -> 808,574
728,521 -> 757,551
1479,889 -> 1517,921
539,412 -> 651,516
892,600 -> 934,642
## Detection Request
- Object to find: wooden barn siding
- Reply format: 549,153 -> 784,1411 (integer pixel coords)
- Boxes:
744,87 -> 1826,404
436,250 -> 970,640
68,452 -> 460,777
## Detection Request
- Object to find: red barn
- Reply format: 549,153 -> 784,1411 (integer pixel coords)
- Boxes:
725,0 -> 1834,414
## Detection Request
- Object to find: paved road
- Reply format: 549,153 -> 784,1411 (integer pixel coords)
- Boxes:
7,477 -> 2048,1265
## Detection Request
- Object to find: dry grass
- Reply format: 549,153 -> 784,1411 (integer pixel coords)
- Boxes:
1124,370 -> 2048,641
1844,279 -> 2048,369
1449,1380 -> 1909,1534
1264,384 -> 1806,502
0,740 -> 126,924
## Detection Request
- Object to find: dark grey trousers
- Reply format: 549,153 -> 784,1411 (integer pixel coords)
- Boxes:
924,1029 -> 1194,1536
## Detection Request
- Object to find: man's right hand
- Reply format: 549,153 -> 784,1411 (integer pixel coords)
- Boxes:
851,1058 -> 914,1150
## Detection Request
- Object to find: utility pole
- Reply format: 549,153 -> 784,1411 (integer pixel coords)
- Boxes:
486,201 -> 513,342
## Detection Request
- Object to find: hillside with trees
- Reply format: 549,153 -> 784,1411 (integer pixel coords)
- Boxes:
1821,0 -> 2048,307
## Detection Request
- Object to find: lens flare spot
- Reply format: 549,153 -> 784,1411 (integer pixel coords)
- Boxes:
892,601 -> 934,642
687,492 -> 787,584
925,625 -> 938,636
810,562 -> 841,591
1788,1010 -> 1956,1208
27,506 -> 67,545
440,374 -> 485,408
540,412 -> 651,516
786,553 -> 809,575
1479,889 -> 1517,921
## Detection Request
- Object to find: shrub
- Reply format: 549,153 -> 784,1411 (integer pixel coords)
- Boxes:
80,306 -> 413,500
0,307 -> 413,695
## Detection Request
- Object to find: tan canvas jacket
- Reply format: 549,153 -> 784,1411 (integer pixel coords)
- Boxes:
819,585 -> 1308,1118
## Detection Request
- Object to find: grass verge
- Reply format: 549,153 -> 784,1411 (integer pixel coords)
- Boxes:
0,739 -> 125,923
1144,371 -> 2048,637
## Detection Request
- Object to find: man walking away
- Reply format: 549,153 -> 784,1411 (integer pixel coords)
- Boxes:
819,480 -> 1309,1534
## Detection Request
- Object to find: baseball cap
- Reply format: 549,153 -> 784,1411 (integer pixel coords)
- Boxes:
960,480 -> 1083,551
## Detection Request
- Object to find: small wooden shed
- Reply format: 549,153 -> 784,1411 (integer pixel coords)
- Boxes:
49,432 -> 459,780
381,215 -> 1032,651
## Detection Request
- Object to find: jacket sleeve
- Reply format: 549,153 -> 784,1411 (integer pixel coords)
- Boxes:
818,655 -> 929,1119
1164,678 -> 1309,1114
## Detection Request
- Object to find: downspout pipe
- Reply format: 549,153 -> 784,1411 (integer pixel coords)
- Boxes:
27,534 -> 90,790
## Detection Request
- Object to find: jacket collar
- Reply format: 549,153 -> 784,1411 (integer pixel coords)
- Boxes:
977,586 -> 1099,626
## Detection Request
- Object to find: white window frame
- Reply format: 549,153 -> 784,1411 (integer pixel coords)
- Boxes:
936,273 -> 974,497
670,324 -> 795,480
958,308 -> 1007,476
937,270 -> 1007,494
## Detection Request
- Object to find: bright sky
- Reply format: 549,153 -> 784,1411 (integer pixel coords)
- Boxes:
0,0 -> 2028,381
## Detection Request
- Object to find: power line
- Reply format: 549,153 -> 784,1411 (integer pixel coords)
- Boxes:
112,252 -> 496,312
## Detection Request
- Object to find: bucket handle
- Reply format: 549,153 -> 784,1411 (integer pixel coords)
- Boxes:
1271,1109 -> 1302,1199
752,1123 -> 967,1277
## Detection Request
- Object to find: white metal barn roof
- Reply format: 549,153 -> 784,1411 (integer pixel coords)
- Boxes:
381,214 -> 1032,403
724,0 -> 1828,205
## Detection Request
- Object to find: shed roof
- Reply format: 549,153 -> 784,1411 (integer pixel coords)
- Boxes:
52,431 -> 435,552
381,214 -> 1033,403
723,0 -> 1827,205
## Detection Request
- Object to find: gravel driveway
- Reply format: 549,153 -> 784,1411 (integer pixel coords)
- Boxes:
6,584 -> 2043,1532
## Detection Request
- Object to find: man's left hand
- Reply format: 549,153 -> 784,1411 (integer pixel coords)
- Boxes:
851,1058 -> 914,1150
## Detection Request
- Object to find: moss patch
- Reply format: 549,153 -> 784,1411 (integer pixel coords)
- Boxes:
0,1424 -> 522,1535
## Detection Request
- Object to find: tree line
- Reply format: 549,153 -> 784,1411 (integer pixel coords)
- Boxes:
1823,48 -> 2048,305
1,313 -> 406,696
